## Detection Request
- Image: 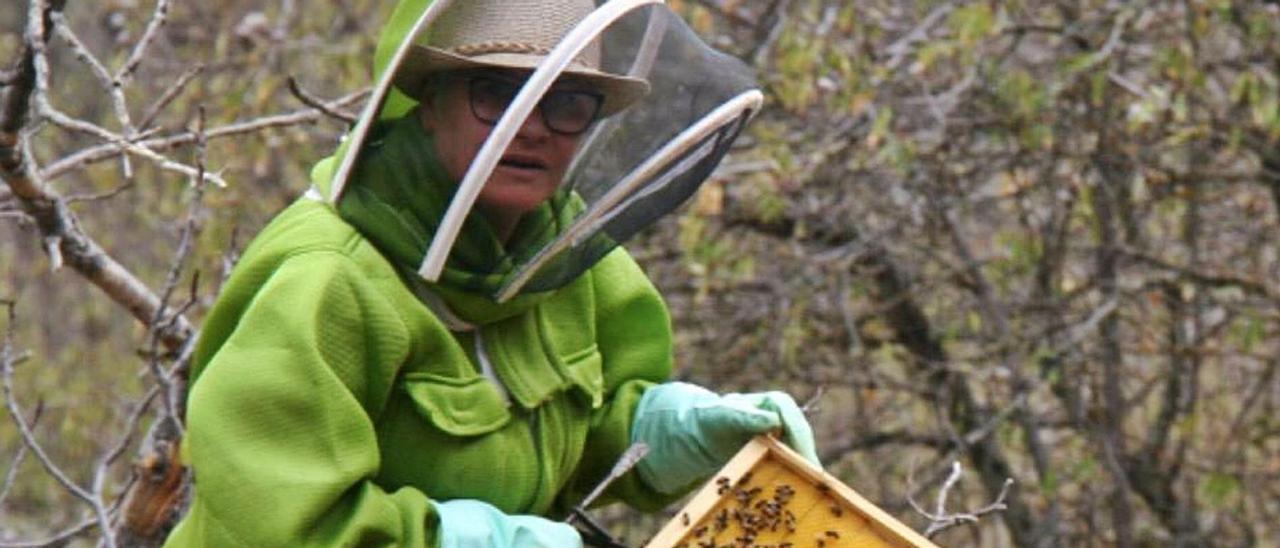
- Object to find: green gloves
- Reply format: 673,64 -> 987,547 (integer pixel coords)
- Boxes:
630,382 -> 821,495
433,499 -> 582,547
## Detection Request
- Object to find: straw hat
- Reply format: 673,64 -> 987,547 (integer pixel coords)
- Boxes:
393,0 -> 651,116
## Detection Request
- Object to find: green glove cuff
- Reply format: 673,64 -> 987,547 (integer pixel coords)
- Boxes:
630,382 -> 821,495
432,499 -> 583,548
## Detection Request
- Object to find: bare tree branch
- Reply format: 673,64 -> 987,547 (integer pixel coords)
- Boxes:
96,386 -> 161,491
137,65 -> 203,133
145,106 -> 209,429
0,0 -> 214,353
41,89 -> 368,181
49,11 -> 136,177
116,0 -> 172,85
1119,246 -> 1280,303
2,298 -> 116,547
0,517 -> 100,548
908,461 -> 1015,539
287,76 -> 357,124
64,181 -> 135,204
746,0 -> 792,67
22,1 -> 219,188
3,126 -> 194,349
883,2 -> 955,73
0,400 -> 41,511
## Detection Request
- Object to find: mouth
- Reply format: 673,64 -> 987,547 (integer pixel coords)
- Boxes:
497,154 -> 548,171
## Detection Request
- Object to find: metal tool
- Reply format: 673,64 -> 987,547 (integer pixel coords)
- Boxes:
566,442 -> 649,548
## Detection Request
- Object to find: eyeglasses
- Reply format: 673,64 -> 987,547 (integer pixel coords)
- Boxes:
467,75 -> 604,136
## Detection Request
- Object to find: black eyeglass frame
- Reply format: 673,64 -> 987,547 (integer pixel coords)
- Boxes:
465,74 -> 605,136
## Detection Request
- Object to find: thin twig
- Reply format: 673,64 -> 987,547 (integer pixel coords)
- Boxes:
10,128 -> 194,348
1119,246 -> 1280,303
41,88 -> 368,181
883,3 -> 956,73
37,100 -> 225,187
0,517 -> 101,548
750,0 -> 792,68
48,12 -> 136,177
166,327 -> 199,383
934,461 -> 963,518
801,384 -> 827,414
137,64 -> 203,132
906,459 -> 1015,539
152,272 -> 201,388
2,295 -> 114,547
162,279 -> 201,333
1108,71 -> 1149,98
143,106 -> 207,433
65,181 -> 135,204
117,0 -> 172,85
0,401 -> 42,510
3,33 -> 195,355
0,444 -> 27,510
1073,9 -> 1134,73
19,128 -> 66,271
287,76 -> 357,124
94,385 -> 161,500
25,6 -> 215,189
48,13 -> 113,89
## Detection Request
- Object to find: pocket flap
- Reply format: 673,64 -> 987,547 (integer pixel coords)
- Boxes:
560,346 -> 604,410
401,372 -> 512,436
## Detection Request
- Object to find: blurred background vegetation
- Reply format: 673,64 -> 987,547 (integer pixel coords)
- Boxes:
3,1 -> 1279,546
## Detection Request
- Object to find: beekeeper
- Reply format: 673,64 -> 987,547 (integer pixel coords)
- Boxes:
166,1 -> 821,546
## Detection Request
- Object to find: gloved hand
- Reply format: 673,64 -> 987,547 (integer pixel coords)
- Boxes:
433,499 -> 582,548
630,382 -> 820,494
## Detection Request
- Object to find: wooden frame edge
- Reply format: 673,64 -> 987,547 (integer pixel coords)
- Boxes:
755,436 -> 940,548
642,436 -> 941,548
641,437 -> 771,548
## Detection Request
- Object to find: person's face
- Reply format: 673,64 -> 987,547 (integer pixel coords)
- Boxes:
418,69 -> 601,218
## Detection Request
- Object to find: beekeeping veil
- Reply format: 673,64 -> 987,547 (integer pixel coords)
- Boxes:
314,0 -> 761,303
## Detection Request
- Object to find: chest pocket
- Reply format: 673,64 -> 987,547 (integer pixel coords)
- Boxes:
401,371 -> 512,436
478,303 -> 605,412
557,344 -> 604,409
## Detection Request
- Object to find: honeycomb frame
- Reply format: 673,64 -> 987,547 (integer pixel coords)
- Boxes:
643,436 -> 939,548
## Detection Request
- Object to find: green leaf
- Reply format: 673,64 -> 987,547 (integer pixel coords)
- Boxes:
967,310 -> 983,333
1072,456 -> 1099,481
915,42 -> 953,74
1201,472 -> 1240,508
948,4 -> 996,46
1040,469 -> 1059,495
1239,314 -> 1264,352
1063,53 -> 1097,75
1231,74 -> 1257,106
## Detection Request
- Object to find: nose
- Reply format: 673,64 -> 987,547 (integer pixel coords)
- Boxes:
514,108 -> 553,140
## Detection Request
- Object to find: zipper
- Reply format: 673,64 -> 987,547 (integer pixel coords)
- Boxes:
473,332 -> 512,408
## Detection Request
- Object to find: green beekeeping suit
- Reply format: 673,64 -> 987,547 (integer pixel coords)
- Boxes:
162,3 -> 679,545
164,1 -> 826,545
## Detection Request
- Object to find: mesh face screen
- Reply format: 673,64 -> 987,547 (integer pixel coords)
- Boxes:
509,113 -> 748,296
490,5 -> 759,298
386,3 -> 760,299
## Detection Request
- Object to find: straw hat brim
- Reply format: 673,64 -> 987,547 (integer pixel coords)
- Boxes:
393,46 -> 651,117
